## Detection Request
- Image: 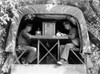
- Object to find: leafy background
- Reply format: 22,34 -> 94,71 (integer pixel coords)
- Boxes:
0,0 -> 100,74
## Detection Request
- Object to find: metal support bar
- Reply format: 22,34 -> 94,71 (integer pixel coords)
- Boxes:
37,40 -> 40,64
39,41 -> 58,63
70,49 -> 84,64
58,40 -> 60,60
14,49 -> 28,64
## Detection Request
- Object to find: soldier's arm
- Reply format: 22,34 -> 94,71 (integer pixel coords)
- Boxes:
22,30 -> 32,39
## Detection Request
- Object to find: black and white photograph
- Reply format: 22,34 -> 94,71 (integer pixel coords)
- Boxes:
0,0 -> 100,74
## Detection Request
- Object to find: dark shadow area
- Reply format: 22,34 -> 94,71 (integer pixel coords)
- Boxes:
68,51 -> 84,64
88,31 -> 100,49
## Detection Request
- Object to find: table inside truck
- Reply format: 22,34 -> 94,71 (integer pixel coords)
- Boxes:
31,35 -> 68,64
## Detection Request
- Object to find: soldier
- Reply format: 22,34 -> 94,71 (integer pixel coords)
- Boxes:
57,22 -> 79,65
18,22 -> 37,64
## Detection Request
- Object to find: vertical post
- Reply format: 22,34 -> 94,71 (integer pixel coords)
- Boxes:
37,40 -> 40,64
58,40 -> 60,61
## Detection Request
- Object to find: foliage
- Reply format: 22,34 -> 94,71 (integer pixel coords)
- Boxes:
89,43 -> 100,74
0,0 -> 18,70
